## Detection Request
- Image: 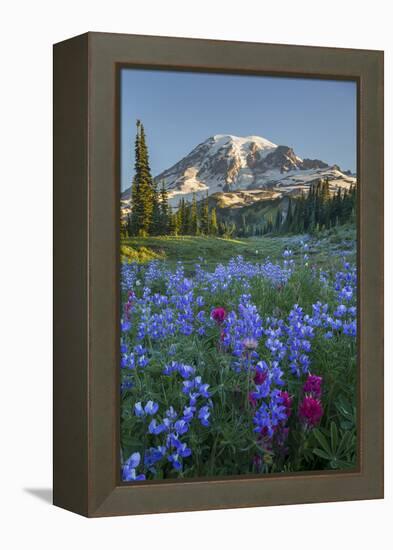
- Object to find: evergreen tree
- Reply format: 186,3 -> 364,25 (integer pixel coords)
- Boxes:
150,181 -> 161,235
126,214 -> 132,237
296,195 -> 306,233
137,123 -> 154,234
190,194 -> 199,235
178,199 -> 186,234
320,179 -> 330,228
183,202 -> 192,234
130,120 -> 155,236
274,209 -> 283,232
220,220 -> 235,238
210,208 -> 218,235
159,181 -> 169,234
129,121 -> 143,235
168,205 -> 178,235
285,197 -> 293,232
200,192 -> 209,234
266,216 -> 274,234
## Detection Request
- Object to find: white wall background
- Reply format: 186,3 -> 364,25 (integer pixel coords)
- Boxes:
0,0 -> 391,547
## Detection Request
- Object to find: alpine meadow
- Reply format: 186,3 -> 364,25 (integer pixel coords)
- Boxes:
119,70 -> 357,482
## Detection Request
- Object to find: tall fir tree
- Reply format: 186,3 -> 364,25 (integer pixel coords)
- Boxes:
168,205 -> 178,235
274,208 -> 283,232
177,198 -> 186,234
160,181 -> 169,235
285,197 -> 293,231
210,208 -> 218,235
129,121 -> 143,235
190,194 -> 199,235
320,178 -> 330,228
200,192 -> 209,234
130,120 -> 154,236
183,202 -> 192,234
138,123 -> 155,234
126,214 -> 132,237
149,181 -> 161,235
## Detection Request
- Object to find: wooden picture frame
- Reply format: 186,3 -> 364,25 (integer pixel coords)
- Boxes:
53,32 -> 384,517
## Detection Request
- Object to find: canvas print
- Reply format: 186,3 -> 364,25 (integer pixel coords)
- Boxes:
119,69 -> 357,482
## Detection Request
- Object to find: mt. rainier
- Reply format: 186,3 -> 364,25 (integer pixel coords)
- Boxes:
122,134 -> 356,208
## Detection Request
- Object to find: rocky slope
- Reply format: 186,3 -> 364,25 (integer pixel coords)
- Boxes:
121,134 -> 356,210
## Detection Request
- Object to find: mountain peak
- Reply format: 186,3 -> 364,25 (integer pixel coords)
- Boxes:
210,134 -> 277,150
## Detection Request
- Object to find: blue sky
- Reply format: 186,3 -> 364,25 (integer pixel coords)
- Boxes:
120,69 -> 356,190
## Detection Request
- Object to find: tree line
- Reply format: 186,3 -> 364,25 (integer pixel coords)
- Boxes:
126,186 -> 238,238
235,179 -> 356,238
261,179 -> 356,237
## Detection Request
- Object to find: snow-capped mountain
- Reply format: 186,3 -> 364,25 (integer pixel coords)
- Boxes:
121,134 -> 356,208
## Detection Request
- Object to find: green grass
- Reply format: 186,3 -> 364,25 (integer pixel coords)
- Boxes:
120,244 -> 165,263
121,224 -> 356,272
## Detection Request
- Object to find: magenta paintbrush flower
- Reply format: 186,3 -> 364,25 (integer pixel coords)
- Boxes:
254,369 -> 268,385
299,396 -> 323,428
211,307 -> 227,324
303,374 -> 323,398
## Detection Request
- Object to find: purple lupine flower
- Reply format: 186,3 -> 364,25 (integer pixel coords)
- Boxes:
134,402 -> 144,417
174,419 -> 189,435
122,452 -> 146,482
198,405 -> 211,427
148,419 -> 167,435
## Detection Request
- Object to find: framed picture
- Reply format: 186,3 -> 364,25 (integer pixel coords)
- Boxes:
53,32 -> 384,517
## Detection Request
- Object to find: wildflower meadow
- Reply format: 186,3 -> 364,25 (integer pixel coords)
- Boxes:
119,78 -> 357,483
120,231 -> 357,482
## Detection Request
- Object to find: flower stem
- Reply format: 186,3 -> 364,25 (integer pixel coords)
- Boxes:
245,352 -> 252,410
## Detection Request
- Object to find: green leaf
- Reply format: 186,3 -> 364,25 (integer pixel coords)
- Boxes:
330,422 -> 338,454
313,448 -> 331,460
313,429 -> 331,455
337,430 -> 352,456
340,420 -> 353,430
